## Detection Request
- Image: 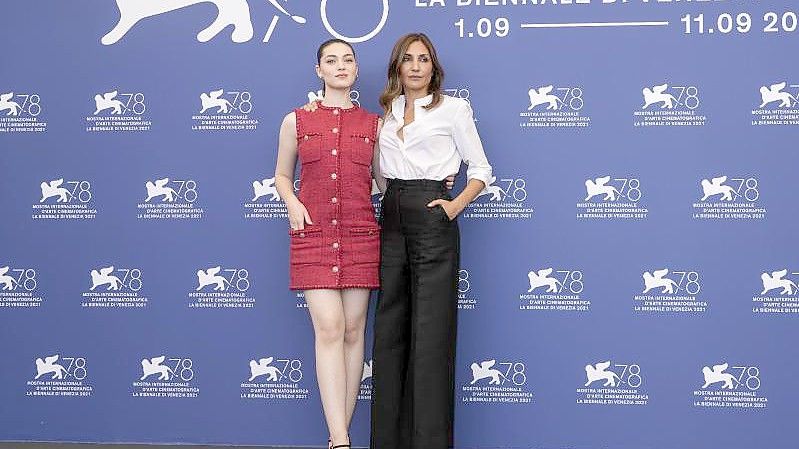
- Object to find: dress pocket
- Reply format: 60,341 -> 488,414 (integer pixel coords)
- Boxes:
289,227 -> 322,265
348,133 -> 373,167
298,132 -> 322,164
349,226 -> 380,264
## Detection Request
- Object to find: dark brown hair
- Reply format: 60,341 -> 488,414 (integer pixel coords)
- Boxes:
379,33 -> 444,115
316,38 -> 355,63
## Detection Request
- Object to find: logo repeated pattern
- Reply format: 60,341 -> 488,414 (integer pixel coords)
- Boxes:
243,176 -> 292,220
461,174 -> 534,221
131,355 -> 199,398
520,84 -> 591,129
191,89 -> 259,131
576,360 -> 649,407
27,354 -> 94,397
32,178 -> 98,220
0,91 -> 47,133
86,90 -> 152,132
2,1 -> 796,448
692,175 -> 767,220
633,268 -> 708,314
0,265 -> 43,308
577,175 -> 649,220
752,82 -> 799,126
189,266 -> 256,308
633,83 -> 707,127
519,266 -> 589,312
137,177 -> 205,220
81,265 -> 148,308
240,355 -> 309,401
693,362 -> 768,409
753,269 -> 799,314
461,358 -> 534,404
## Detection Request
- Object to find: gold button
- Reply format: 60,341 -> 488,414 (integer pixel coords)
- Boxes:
303,135 -> 309,140
364,137 -> 370,143
299,232 -> 305,238
332,266 -> 339,273
331,197 -> 338,203
333,109 -> 339,115
332,149 -> 337,156
331,173 -> 337,180
331,219 -> 338,225
332,127 -> 339,133
332,242 -> 339,249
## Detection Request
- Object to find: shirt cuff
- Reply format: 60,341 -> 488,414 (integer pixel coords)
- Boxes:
467,166 -> 493,189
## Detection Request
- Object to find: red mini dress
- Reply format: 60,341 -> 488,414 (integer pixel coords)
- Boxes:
289,103 -> 381,290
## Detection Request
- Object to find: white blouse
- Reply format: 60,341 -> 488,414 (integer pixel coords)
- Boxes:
379,94 -> 493,187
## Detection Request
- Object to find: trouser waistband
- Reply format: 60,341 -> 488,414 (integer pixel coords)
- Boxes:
386,178 -> 446,191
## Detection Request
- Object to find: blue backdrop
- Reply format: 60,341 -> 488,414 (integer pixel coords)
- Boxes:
1,1 -> 797,448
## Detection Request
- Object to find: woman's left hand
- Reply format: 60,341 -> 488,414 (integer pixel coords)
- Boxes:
426,199 -> 459,221
445,175 -> 455,190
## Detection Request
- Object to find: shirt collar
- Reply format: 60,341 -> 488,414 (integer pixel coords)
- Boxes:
390,96 -> 405,122
390,94 -> 434,122
413,94 -> 434,106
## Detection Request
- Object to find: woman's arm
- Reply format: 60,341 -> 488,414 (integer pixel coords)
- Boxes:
427,100 -> 491,219
274,112 -> 313,230
428,179 -> 485,220
371,118 -> 387,193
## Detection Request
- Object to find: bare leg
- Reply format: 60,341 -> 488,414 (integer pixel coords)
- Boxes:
305,289 -> 348,447
341,288 -> 370,428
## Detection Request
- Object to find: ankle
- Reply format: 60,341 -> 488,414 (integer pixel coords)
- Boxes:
330,435 -> 349,445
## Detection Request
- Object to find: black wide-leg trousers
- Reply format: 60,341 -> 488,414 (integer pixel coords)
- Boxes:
371,179 -> 460,449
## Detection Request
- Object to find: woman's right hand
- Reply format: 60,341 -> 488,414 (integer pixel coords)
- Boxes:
287,199 -> 313,230
301,100 -> 319,112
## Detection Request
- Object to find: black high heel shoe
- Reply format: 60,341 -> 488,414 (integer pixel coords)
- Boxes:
330,435 -> 351,449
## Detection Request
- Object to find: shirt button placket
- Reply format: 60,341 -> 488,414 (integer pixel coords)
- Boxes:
332,113 -> 342,284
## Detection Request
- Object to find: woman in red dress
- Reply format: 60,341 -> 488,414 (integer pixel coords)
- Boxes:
273,39 -> 380,449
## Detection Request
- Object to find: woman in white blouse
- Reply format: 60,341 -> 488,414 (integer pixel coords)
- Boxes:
370,33 -> 492,449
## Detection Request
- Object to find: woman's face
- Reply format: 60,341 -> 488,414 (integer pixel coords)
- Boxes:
316,42 -> 357,90
399,40 -> 433,94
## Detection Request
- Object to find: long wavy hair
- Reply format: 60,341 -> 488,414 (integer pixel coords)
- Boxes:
379,33 -> 444,115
